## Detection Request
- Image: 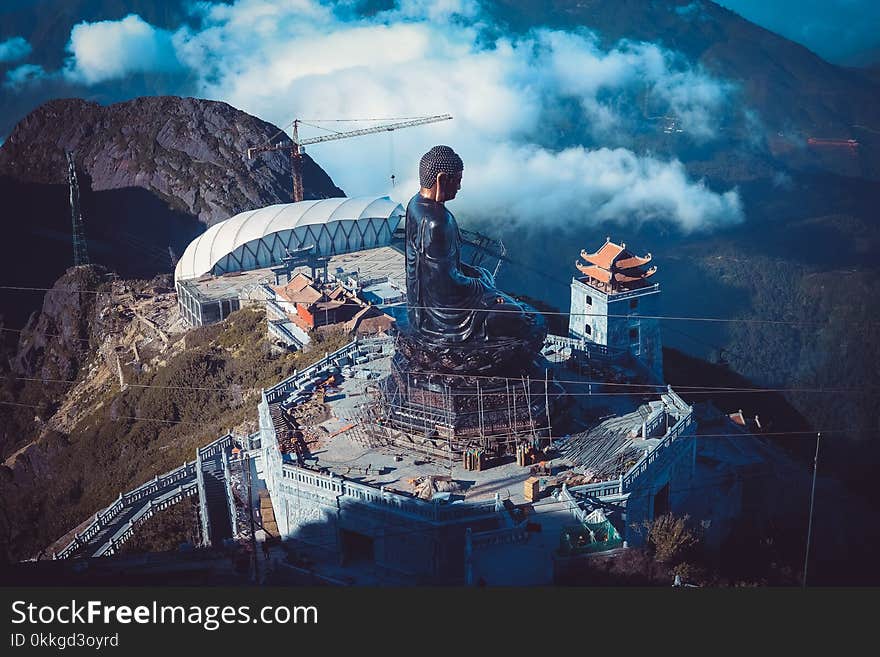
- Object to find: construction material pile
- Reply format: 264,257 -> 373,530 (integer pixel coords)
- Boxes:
409,475 -> 462,501
289,398 -> 331,426
555,470 -> 596,487
560,410 -> 647,480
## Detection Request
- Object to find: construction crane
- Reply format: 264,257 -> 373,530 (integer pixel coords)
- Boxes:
247,114 -> 453,202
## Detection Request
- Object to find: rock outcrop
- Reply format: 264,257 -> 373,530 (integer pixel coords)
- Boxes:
12,264 -> 107,381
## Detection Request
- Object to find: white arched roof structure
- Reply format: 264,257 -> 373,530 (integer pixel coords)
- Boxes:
174,196 -> 404,282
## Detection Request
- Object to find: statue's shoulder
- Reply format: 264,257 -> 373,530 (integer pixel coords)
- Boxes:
407,194 -> 453,230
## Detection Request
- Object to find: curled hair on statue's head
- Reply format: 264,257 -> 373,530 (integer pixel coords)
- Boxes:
419,145 -> 464,190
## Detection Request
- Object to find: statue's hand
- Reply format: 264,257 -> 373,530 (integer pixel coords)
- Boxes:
476,266 -> 495,288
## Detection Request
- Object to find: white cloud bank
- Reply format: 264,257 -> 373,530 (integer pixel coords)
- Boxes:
455,145 -> 742,233
11,0 -> 746,232
63,14 -> 181,84
0,36 -> 32,63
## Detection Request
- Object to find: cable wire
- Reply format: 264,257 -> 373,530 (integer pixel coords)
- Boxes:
2,372 -> 876,398
0,285 -> 855,327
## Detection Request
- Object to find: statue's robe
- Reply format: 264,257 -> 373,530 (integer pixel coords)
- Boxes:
405,193 -> 486,343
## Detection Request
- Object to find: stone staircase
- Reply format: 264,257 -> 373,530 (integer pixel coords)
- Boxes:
199,448 -> 233,546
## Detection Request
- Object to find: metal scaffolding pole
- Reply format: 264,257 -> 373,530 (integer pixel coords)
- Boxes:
524,376 -> 535,439
803,432 -> 821,588
545,368 -> 553,448
476,379 -> 484,449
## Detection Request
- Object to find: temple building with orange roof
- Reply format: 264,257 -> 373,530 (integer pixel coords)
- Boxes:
569,237 -> 663,378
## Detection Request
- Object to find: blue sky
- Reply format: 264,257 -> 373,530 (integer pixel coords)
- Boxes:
716,0 -> 880,64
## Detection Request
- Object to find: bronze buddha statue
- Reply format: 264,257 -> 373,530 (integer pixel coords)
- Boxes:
385,146 -> 555,436
404,145 -> 539,348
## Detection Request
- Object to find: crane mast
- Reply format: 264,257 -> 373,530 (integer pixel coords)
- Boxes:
247,114 -> 452,202
66,150 -> 90,266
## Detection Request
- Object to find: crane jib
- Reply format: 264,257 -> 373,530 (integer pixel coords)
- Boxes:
247,114 -> 453,201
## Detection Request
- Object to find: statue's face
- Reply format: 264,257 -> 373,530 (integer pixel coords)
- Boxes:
443,171 -> 463,201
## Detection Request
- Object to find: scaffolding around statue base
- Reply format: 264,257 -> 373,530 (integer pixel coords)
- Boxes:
377,350 -> 560,456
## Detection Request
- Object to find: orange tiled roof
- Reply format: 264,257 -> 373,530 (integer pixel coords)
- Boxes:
616,253 -> 652,269
280,272 -> 313,292
575,262 -> 612,283
345,305 -> 395,334
327,286 -> 348,300
357,314 -> 395,334
576,238 -> 656,292
580,241 -> 625,269
273,272 -> 318,302
275,285 -> 324,304
614,266 -> 657,284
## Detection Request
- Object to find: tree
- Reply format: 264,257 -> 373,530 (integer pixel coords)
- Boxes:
641,513 -> 699,564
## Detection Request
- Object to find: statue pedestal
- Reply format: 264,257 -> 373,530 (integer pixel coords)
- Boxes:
379,312 -> 558,452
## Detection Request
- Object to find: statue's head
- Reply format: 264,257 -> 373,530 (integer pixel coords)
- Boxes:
419,145 -> 463,202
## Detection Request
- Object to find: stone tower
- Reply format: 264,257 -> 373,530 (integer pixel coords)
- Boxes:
568,237 -> 662,379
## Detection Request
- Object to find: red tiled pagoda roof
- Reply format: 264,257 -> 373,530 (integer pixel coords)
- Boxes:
575,238 -> 656,292
575,263 -> 612,283
616,253 -> 652,270
580,242 -> 624,269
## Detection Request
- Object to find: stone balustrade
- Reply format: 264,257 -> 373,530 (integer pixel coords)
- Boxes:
98,482 -> 198,557
621,410 -> 694,493
264,336 -> 392,404
278,463 -> 500,525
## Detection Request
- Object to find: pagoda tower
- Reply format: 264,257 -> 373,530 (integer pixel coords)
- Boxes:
569,237 -> 662,378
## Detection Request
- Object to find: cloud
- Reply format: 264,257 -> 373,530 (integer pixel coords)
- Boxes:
3,63 -> 49,89
167,0 -> 745,231
532,30 -> 733,141
385,0 -> 481,22
63,14 -> 181,84
450,145 -> 743,232
0,36 -> 32,63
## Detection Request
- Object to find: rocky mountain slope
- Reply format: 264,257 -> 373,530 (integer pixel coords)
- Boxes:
0,96 -> 343,225
0,263 -> 349,562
